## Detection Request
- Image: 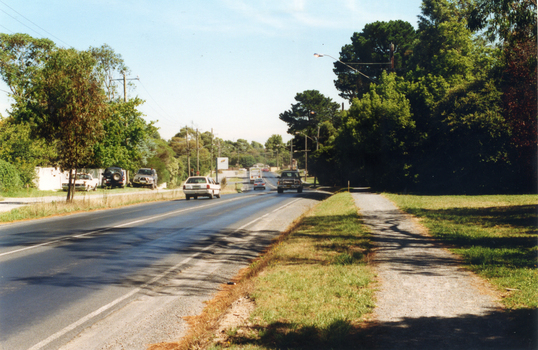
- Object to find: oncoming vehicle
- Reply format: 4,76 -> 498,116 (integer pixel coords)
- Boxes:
277,170 -> 303,193
253,178 -> 266,190
62,173 -> 99,191
102,167 -> 127,188
132,168 -> 158,189
183,176 -> 221,200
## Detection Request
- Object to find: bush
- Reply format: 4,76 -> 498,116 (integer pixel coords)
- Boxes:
0,160 -> 22,192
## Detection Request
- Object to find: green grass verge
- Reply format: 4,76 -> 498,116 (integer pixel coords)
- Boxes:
209,192 -> 375,349
383,193 -> 538,309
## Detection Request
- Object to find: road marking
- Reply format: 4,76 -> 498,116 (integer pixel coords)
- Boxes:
26,196 -> 300,350
0,195 -> 253,259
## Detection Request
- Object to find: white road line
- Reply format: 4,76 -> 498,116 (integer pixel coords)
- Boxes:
0,196 -> 251,259
27,196 -> 298,350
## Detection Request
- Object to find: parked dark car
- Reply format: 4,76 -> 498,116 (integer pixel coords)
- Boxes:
102,167 -> 127,188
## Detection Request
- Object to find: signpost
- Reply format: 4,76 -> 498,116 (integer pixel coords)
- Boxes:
216,157 -> 228,183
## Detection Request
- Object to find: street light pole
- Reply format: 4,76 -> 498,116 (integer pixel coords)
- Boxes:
314,53 -> 377,83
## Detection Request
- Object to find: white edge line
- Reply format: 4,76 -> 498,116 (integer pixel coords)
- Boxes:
27,195 -> 302,349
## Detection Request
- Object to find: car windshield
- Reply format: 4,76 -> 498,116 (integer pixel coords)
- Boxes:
187,177 -> 208,184
76,174 -> 91,180
105,168 -> 121,175
282,172 -> 299,178
137,169 -> 152,175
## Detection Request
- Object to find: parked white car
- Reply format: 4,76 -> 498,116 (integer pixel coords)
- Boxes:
183,176 -> 221,200
62,173 -> 99,191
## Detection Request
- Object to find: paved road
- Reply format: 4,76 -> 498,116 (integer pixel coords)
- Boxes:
352,192 -> 532,350
0,188 -> 328,350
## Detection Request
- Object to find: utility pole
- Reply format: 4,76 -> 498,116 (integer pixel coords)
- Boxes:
186,126 -> 191,177
196,128 -> 200,175
112,73 -> 139,102
210,128 -> 214,177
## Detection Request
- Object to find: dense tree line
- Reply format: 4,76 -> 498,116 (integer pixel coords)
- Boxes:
281,0 -> 536,193
0,34 -> 287,196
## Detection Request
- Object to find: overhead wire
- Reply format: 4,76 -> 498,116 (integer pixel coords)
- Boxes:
137,78 -> 183,134
0,0 -> 70,47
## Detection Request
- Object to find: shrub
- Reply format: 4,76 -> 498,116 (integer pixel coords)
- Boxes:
0,160 -> 22,192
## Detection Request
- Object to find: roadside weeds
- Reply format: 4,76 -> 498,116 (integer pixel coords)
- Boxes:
148,192 -> 377,350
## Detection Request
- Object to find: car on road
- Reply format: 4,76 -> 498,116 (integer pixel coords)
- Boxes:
253,178 -> 266,190
277,170 -> 303,193
183,176 -> 221,199
62,173 -> 99,191
102,167 -> 127,188
132,168 -> 158,189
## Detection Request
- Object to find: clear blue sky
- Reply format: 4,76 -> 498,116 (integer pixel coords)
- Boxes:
0,0 -> 423,144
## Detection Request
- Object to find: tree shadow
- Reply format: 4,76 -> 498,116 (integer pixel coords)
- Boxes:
225,308 -> 537,350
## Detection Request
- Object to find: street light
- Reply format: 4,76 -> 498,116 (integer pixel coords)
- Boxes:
314,53 -> 377,83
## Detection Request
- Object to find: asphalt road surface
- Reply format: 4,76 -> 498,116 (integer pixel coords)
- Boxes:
0,183 -> 329,350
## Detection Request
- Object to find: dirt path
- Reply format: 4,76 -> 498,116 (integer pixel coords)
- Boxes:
352,192 -> 528,350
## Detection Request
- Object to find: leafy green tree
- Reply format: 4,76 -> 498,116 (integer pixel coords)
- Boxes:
0,159 -> 22,192
336,72 -> 416,189
0,33 -> 56,106
468,0 -> 536,42
89,44 -> 129,100
335,20 -> 416,100
93,98 -> 157,173
0,117 -> 57,185
279,90 -> 341,136
31,48 -> 109,201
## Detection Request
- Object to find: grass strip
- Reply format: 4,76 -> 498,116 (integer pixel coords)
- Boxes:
383,193 -> 538,310
153,192 -> 375,350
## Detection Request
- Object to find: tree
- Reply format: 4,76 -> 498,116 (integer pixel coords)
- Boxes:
93,97 -> 157,173
279,90 -> 341,135
0,33 -> 56,103
265,134 -> 285,168
335,72 -> 416,189
0,117 -> 57,185
335,20 -> 416,100
89,44 -> 129,100
31,48 -> 109,201
468,0 -> 536,42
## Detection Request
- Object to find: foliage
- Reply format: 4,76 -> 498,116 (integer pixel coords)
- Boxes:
0,33 -> 56,104
468,0 -> 537,42
29,48 -> 109,200
501,38 -> 537,192
0,118 -> 57,185
93,98 -> 157,173
0,159 -> 22,192
335,20 -> 417,100
335,72 -> 416,190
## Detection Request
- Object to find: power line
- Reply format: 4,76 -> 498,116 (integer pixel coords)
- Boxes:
137,78 -> 182,128
0,0 -> 70,47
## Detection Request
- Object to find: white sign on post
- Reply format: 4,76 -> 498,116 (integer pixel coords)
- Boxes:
217,157 -> 229,170
216,157 -> 228,183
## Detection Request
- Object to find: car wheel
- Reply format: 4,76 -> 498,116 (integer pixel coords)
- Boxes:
186,195 -> 190,200
298,187 -> 303,193
194,196 -> 198,199
277,188 -> 283,194
208,191 -> 214,199
216,192 -> 220,198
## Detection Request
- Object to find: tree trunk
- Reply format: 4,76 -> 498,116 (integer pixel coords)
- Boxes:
66,169 -> 74,202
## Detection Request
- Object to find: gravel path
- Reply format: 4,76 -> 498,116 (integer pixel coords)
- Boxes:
352,192 -> 529,350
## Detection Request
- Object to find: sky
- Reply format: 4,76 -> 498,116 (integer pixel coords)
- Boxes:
0,0 -> 423,144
